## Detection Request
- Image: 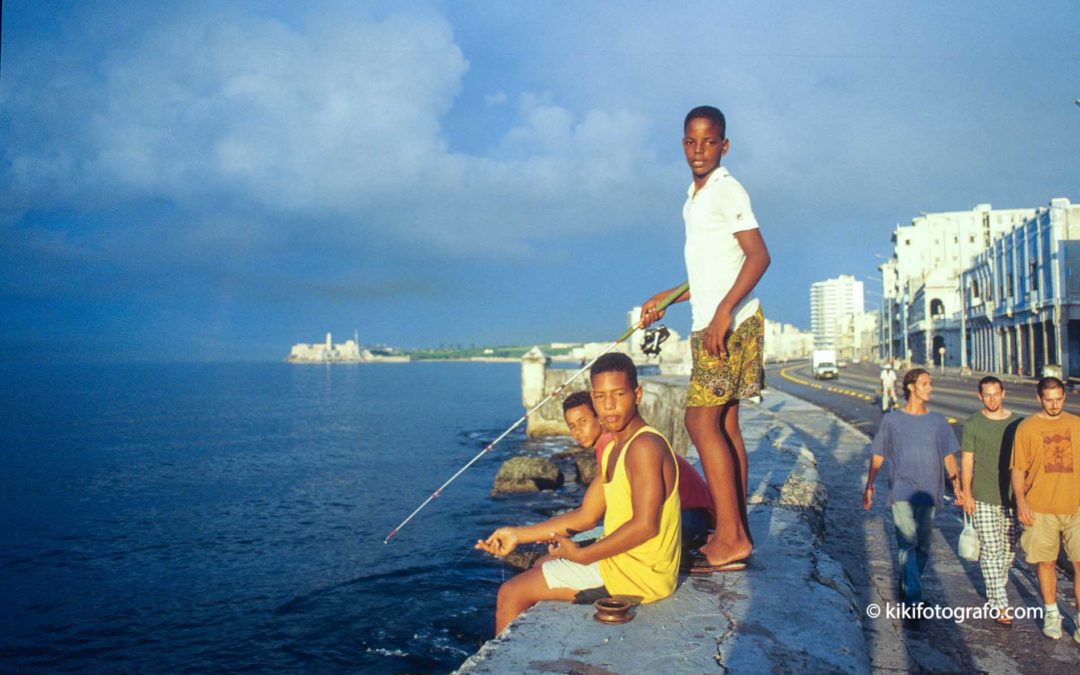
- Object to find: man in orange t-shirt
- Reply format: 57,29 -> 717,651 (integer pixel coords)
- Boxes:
1011,376 -> 1080,641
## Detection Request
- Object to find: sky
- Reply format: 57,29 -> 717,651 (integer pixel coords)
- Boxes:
2,0 -> 1078,362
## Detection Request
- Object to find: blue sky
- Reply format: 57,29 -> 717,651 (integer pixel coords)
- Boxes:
3,0 -> 1079,362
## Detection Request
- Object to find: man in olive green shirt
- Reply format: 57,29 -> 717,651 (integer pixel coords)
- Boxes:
961,376 -> 1023,623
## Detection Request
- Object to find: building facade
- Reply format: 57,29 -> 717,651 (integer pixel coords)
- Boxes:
962,198 -> 1080,378
811,275 -> 864,349
764,319 -> 815,363
880,203 -> 1038,366
834,310 -> 879,363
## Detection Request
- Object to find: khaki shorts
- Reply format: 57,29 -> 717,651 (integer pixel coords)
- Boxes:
541,558 -> 605,590
687,307 -> 765,407
1020,509 -> 1080,562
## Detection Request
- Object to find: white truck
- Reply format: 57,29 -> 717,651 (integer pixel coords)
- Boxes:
812,349 -> 839,380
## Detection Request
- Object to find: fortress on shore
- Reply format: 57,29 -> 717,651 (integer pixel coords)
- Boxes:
286,332 -> 410,363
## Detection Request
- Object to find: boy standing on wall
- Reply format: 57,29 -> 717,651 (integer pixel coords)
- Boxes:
641,106 -> 770,572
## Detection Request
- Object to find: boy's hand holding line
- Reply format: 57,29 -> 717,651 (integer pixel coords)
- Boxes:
546,533 -> 585,563
475,527 -> 520,557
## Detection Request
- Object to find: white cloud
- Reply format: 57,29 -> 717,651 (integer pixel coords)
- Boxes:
2,3 -> 671,264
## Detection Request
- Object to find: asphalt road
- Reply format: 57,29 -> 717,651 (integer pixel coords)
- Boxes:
765,361 -> 1080,672
767,360 -> 1080,440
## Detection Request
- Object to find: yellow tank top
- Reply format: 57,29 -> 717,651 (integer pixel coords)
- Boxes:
598,425 -> 682,603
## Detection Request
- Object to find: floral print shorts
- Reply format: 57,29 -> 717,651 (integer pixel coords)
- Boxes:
687,308 -> 765,407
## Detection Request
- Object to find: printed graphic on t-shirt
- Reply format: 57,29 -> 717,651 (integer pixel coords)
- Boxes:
1042,430 -> 1075,474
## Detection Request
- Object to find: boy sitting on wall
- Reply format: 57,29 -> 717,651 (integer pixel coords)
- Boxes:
476,353 -> 682,635
563,390 -> 715,550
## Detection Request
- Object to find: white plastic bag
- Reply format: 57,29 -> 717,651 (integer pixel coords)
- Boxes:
958,513 -> 980,561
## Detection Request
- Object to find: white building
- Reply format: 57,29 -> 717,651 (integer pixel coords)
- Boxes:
763,319 -> 814,363
833,310 -> 879,362
963,198 -> 1080,378
881,203 -> 1038,365
287,332 -> 363,363
811,275 -> 864,348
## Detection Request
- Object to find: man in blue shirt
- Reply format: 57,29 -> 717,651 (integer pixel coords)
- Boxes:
863,368 -> 963,605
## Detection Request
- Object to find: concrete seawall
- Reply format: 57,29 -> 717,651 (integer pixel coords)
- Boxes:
463,371 -> 869,673
521,348 -> 690,455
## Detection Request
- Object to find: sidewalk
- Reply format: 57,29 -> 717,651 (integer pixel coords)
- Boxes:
769,389 -> 1080,672
457,390 -> 869,674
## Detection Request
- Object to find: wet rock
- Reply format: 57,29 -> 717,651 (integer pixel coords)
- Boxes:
492,457 -> 564,494
550,446 -> 589,461
574,454 -> 598,485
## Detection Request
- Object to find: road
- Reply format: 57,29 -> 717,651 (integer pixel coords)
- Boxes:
765,361 -> 1080,672
768,360 -> 1080,440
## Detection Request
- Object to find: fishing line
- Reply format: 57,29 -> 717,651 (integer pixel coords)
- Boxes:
383,282 -> 689,544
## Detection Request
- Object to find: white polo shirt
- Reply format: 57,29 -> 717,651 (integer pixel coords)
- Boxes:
683,166 -> 760,332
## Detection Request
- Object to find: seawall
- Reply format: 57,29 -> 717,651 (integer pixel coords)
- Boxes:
521,348 -> 690,455
465,356 -> 870,672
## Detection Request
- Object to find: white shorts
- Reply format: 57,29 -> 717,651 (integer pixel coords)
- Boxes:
541,558 -> 605,590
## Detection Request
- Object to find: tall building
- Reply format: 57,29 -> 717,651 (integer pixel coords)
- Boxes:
810,275 -> 864,348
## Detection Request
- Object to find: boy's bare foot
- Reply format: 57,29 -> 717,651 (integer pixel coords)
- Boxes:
694,539 -> 752,568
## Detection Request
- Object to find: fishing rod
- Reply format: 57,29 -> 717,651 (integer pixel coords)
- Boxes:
383,281 -> 689,544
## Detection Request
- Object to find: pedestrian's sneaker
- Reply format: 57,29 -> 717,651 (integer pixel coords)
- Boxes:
1042,610 -> 1062,640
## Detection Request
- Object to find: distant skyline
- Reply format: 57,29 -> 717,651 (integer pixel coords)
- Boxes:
2,1 -> 1079,361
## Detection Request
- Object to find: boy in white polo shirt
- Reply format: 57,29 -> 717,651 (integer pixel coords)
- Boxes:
641,105 -> 771,573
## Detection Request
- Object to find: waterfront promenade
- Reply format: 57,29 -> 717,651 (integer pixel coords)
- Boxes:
459,386 -> 1080,673
460,388 -> 866,673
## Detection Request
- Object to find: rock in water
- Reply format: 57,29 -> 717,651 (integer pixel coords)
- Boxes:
574,454 -> 598,485
492,456 -> 564,494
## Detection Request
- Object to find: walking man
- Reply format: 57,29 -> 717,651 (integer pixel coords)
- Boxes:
961,376 -> 1023,624
863,368 -> 963,605
1011,376 -> 1080,641
880,363 -> 898,412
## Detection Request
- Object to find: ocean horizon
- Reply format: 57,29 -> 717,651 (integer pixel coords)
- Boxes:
1,361 -> 583,673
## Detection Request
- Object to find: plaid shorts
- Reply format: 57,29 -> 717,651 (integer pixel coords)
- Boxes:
687,307 -> 765,407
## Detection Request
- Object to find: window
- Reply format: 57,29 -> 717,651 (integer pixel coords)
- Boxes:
1031,261 -> 1038,292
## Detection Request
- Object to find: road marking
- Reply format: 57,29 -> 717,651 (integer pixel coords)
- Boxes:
778,366 -> 878,403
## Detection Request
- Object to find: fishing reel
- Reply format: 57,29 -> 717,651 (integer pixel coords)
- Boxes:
640,325 -> 670,356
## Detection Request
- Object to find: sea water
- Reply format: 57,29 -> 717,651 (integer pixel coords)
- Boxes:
1,362 -> 584,673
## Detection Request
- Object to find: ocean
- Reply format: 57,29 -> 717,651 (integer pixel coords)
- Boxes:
1,362 -> 585,673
